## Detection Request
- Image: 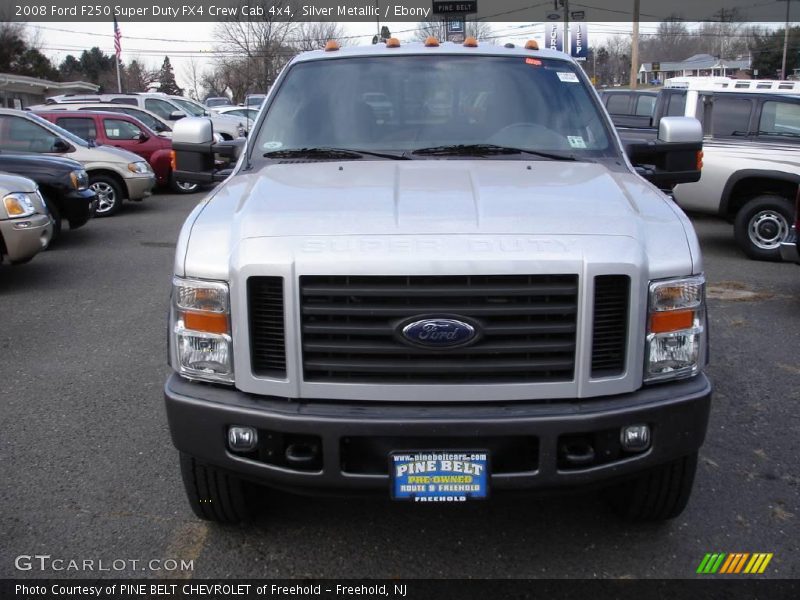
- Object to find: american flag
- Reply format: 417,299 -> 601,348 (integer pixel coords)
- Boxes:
113,16 -> 121,60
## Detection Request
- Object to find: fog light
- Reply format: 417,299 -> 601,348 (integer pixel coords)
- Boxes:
620,424 -> 651,452
228,426 -> 258,452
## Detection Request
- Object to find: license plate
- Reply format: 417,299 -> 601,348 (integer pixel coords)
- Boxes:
390,451 -> 489,502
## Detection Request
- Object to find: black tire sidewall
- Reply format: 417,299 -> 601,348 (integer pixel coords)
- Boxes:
734,195 -> 794,261
42,194 -> 62,240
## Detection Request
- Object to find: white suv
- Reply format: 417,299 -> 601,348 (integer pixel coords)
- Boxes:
46,93 -> 246,140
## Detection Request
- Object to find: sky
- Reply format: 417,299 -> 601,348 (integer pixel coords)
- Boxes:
25,20 -> 770,92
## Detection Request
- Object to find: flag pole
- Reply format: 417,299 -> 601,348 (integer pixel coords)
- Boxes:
113,16 -> 122,92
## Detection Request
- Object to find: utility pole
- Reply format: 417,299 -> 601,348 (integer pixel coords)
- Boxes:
781,0 -> 792,80
563,0 -> 569,54
630,0 -> 640,88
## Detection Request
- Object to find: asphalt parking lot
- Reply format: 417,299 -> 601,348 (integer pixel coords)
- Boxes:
1,192 -> 798,579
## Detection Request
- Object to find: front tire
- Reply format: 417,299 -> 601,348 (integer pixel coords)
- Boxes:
170,175 -> 200,194
42,195 -> 62,242
89,175 -> 124,217
734,195 -> 794,261
605,452 -> 698,522
179,453 -> 256,524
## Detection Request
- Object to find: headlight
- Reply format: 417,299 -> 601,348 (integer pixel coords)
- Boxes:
70,169 -> 89,190
644,275 -> 707,383
172,277 -> 233,384
3,192 -> 36,218
127,161 -> 150,174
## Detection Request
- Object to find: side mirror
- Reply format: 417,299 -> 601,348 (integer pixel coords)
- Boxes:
137,132 -> 150,142
168,110 -> 187,121
657,116 -> 703,143
172,117 -> 244,184
51,138 -> 71,153
626,117 -> 703,189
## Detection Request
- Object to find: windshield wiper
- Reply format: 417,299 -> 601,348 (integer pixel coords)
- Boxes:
410,144 -> 577,161
263,147 -> 408,160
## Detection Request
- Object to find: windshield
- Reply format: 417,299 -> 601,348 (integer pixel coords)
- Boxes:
255,55 -> 616,159
171,98 -> 206,117
110,108 -> 169,132
28,113 -> 89,148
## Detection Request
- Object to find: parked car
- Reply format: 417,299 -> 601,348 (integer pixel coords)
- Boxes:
168,40 -> 708,524
205,96 -> 232,108
598,89 -> 660,128
0,172 -> 52,264
605,87 -> 800,260
213,106 -> 259,120
780,186 -> 799,263
0,152 -> 95,239
46,93 -> 246,141
0,109 -> 156,217
36,110 -> 199,194
29,102 -> 173,136
244,94 -> 266,108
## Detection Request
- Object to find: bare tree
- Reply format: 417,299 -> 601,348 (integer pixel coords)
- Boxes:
182,56 -> 204,101
293,21 -> 347,51
212,0 -> 297,92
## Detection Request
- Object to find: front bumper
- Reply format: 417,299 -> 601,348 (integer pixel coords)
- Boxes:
165,373 -> 712,494
124,174 -> 156,201
779,227 -> 799,263
60,189 -> 97,228
0,214 -> 52,263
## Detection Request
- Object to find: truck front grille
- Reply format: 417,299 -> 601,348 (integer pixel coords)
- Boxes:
248,277 -> 287,377
591,275 -> 630,377
298,275 -> 579,384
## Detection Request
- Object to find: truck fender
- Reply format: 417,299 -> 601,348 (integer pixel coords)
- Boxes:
719,169 -> 800,218
150,148 -> 173,185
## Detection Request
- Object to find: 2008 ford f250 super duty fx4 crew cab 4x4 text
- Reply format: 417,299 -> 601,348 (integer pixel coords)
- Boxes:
166,38 -> 710,524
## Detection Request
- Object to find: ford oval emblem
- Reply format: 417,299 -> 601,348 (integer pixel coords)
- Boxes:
401,318 -> 477,348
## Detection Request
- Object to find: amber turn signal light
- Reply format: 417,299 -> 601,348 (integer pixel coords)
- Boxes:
649,310 -> 694,334
183,311 -> 229,334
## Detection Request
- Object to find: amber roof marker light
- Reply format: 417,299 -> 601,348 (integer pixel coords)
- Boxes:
525,40 -> 539,50
324,40 -> 340,52
424,36 -> 440,47
463,37 -> 478,48
386,37 -> 401,48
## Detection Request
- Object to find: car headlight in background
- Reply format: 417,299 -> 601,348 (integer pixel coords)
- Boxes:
644,275 -> 707,383
172,277 -> 234,384
3,192 -> 36,218
70,169 -> 89,190
127,161 -> 151,174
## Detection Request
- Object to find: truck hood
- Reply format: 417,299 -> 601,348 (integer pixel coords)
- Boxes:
180,160 -> 699,278
0,152 -> 83,171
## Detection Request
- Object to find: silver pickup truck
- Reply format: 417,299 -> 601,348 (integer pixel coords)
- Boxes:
604,87 -> 800,260
166,40 -> 711,524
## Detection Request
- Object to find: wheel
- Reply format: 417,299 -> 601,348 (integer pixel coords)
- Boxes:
605,452 -> 698,522
170,175 -> 200,194
89,175 -> 124,217
178,452 -> 255,523
734,195 -> 794,261
42,195 -> 62,242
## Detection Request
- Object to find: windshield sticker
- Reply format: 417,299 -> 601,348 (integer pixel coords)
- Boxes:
567,136 -> 587,149
557,72 -> 579,83
263,141 -> 283,150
